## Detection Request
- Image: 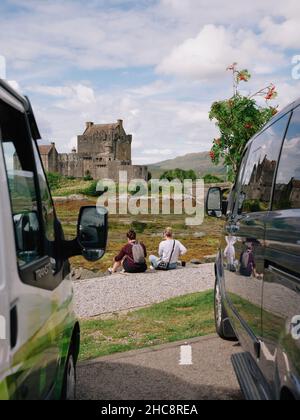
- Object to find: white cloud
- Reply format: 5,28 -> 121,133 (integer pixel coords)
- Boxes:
1,0 -> 293,81
260,17 -> 300,50
157,25 -> 285,80
28,84 -> 96,104
2,0 -> 299,165
28,80 -> 219,162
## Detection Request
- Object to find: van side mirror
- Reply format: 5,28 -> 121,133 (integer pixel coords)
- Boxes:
77,206 -> 108,262
206,187 -> 222,218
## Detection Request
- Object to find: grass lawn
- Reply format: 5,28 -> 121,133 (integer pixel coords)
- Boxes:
54,198 -> 223,273
79,290 -> 215,361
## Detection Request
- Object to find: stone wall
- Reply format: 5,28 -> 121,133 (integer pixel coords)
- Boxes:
41,148 -> 58,173
57,154 -> 148,182
58,153 -> 84,178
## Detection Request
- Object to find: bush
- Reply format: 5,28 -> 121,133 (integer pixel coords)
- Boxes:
80,181 -> 100,197
131,221 -> 148,233
46,172 -> 63,190
203,174 -> 223,184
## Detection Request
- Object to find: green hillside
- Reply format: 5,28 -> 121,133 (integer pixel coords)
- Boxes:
148,152 -> 226,179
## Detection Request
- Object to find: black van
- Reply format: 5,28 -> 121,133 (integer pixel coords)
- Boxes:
206,99 -> 300,400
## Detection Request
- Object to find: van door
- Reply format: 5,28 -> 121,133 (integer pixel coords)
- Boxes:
0,98 -> 61,399
262,106 -> 300,398
0,188 -> 11,399
223,114 -> 291,359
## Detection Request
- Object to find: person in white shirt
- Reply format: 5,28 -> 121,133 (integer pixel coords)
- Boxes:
149,227 -> 187,270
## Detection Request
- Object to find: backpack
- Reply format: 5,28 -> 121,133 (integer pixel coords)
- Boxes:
132,242 -> 146,265
240,250 -> 253,277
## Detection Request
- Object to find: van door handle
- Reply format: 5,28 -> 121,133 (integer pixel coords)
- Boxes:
10,306 -> 18,349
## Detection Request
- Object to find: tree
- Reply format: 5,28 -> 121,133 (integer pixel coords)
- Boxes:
160,168 -> 197,182
209,63 -> 278,181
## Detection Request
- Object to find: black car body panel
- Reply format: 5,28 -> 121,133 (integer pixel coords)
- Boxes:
212,99 -> 300,400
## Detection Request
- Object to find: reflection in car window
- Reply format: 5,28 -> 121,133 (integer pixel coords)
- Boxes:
32,141 -> 56,242
1,140 -> 42,268
274,107 -> 300,210
32,141 -> 58,272
238,114 -> 290,214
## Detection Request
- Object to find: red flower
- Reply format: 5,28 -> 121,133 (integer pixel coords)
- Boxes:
265,85 -> 277,101
210,151 -> 216,160
237,70 -> 251,82
244,123 -> 253,130
227,62 -> 238,71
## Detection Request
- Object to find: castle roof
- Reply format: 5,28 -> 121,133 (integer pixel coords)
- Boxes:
83,120 -> 123,136
39,143 -> 56,155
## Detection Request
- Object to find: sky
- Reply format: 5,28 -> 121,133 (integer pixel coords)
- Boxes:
0,0 -> 299,164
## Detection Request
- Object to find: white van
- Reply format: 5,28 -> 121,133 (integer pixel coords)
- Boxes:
0,79 -> 108,400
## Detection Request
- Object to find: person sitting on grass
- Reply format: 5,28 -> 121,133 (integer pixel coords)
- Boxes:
108,230 -> 147,274
149,227 -> 187,271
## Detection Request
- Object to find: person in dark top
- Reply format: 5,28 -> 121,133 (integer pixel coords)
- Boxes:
108,230 -> 147,274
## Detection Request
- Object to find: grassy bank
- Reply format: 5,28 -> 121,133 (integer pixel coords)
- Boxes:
79,290 -> 215,361
55,199 -> 223,273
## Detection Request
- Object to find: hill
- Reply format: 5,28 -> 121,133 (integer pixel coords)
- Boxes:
148,152 -> 226,179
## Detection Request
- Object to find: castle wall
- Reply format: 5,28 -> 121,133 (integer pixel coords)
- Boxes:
78,134 -> 112,156
48,148 -> 59,173
58,153 -> 84,178
116,135 -> 132,162
57,154 -> 148,182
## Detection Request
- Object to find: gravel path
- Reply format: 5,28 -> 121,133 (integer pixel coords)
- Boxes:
73,264 -> 215,318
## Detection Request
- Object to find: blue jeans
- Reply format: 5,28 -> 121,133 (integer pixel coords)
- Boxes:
149,255 -> 177,270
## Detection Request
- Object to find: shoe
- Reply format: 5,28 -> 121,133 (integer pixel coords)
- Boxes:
108,268 -> 113,275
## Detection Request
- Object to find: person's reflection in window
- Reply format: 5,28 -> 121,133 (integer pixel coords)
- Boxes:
224,236 -> 237,272
239,242 -> 256,278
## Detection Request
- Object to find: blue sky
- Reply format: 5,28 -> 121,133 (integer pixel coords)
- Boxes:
0,0 -> 299,164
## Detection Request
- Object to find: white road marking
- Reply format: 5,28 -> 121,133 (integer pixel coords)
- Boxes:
179,345 -> 193,365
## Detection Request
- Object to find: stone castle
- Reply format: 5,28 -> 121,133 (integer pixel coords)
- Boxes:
39,120 -> 148,182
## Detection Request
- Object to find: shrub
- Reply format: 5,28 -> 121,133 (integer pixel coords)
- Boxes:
203,174 -> 223,184
46,172 -> 63,190
80,181 -> 100,197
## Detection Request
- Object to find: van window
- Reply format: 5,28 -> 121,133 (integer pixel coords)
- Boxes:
32,141 -> 56,242
273,106 -> 300,210
0,100 -> 58,276
238,114 -> 290,214
0,103 -> 43,268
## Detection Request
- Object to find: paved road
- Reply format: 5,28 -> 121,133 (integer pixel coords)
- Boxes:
74,264 -> 215,318
77,335 -> 243,400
